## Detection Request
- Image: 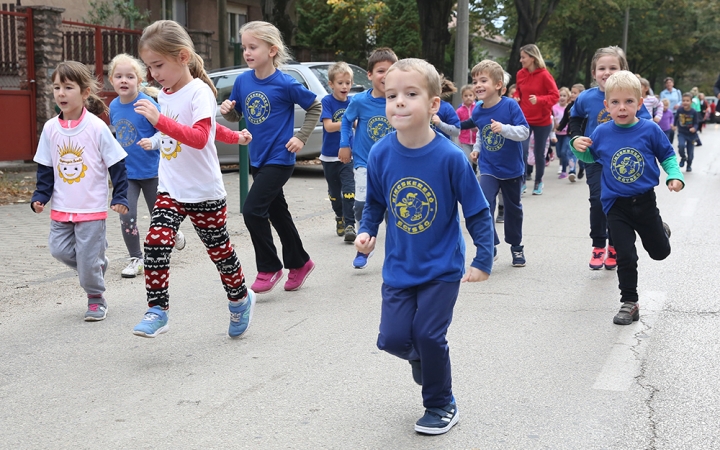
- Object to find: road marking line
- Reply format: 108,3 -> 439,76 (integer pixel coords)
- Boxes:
592,291 -> 666,392
681,198 -> 698,217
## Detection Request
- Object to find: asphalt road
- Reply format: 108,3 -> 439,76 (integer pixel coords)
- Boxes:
1,127 -> 719,449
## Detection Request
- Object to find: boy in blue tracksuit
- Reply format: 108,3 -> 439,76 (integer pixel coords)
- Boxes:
339,47 -> 398,269
674,93 -> 699,172
321,62 -> 356,241
355,58 -> 494,436
468,60 -> 530,267
571,71 -> 683,326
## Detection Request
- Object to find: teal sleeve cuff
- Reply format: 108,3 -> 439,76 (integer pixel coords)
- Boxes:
661,156 -> 685,189
570,136 -> 596,163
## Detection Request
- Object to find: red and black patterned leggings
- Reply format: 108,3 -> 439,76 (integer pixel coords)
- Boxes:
144,193 -> 247,309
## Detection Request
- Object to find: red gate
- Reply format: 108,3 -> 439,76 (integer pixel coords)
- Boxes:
0,4 -> 36,161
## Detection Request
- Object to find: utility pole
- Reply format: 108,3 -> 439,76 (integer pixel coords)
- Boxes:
622,6 -> 629,53
453,0 -> 469,108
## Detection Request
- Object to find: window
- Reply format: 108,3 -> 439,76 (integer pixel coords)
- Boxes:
228,13 -> 248,43
162,0 -> 187,26
282,69 -> 309,90
211,71 -> 244,105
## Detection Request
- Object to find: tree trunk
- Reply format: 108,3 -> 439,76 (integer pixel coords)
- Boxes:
260,0 -> 295,47
507,0 -> 560,84
416,0 -> 454,73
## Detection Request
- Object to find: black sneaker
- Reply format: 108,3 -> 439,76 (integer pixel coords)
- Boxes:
335,217 -> 345,237
663,222 -> 671,238
686,166 -> 692,172
511,245 -> 526,267
409,360 -> 422,385
343,225 -> 357,243
415,396 -> 459,435
613,302 -> 639,325
679,157 -> 685,168
496,211 -> 504,223
578,166 -> 585,179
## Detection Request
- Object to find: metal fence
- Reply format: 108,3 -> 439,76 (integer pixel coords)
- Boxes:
0,3 -> 24,89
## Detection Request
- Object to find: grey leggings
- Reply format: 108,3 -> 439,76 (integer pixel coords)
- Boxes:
120,177 -> 158,258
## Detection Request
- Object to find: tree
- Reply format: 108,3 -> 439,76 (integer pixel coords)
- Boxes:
416,0 -> 455,73
506,0 -> 560,82
261,0 -> 295,48
83,0 -> 150,29
376,0 -> 422,60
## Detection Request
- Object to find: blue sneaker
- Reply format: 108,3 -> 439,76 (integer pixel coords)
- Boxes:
511,245 -> 526,267
352,250 -> 374,269
132,306 -> 169,338
532,182 -> 544,195
228,289 -> 256,338
414,396 -> 459,435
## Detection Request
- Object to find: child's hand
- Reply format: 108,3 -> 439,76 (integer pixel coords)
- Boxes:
32,201 -> 44,214
111,204 -> 129,215
490,119 -> 503,134
134,99 -> 160,125
689,127 -> 696,133
461,267 -> 489,283
551,137 -> 557,144
668,179 -> 683,192
573,137 -> 592,152
138,138 -> 154,150
432,114 -> 441,125
339,147 -> 352,164
528,95 -> 537,105
355,232 -> 376,254
238,129 -> 252,145
220,100 -> 236,115
470,150 -> 479,163
286,136 -> 304,153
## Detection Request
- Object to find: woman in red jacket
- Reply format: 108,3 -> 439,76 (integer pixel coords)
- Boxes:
514,44 -> 559,195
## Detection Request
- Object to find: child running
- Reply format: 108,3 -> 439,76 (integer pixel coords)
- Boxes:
320,61 -> 356,242
556,83 -> 585,181
469,60 -> 529,266
674,93 -> 699,172
571,71 -> 683,325
132,20 -> 255,338
569,46 -> 652,271
221,21 -> 319,294
108,53 -> 185,280
552,87 -> 572,179
355,58 -> 494,435
658,98 -> 675,143
456,84 -> 477,171
31,61 -> 129,321
339,47 -> 398,269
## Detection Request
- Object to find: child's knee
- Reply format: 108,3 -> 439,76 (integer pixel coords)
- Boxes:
145,226 -> 173,246
377,331 -> 412,357
649,245 -> 671,261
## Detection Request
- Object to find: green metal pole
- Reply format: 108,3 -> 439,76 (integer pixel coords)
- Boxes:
239,117 -> 249,212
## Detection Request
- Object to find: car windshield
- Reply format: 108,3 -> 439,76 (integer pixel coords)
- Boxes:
308,64 -> 373,94
212,71 -> 246,105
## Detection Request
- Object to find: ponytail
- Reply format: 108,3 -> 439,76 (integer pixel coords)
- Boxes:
85,93 -> 109,116
189,52 -> 217,96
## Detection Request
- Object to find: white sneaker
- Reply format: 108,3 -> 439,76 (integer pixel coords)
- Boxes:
121,257 -> 143,278
175,231 -> 186,251
557,165 -> 563,174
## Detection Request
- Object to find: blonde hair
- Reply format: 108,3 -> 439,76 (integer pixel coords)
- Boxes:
52,61 -> 108,116
240,21 -> 291,68
139,20 -> 216,96
471,60 -> 505,94
572,83 -> 585,93
604,70 -> 642,100
559,86 -> 571,98
519,44 -> 546,70
108,53 -> 159,99
386,58 -> 441,98
591,46 -> 628,74
328,61 -> 353,83
661,98 -> 670,107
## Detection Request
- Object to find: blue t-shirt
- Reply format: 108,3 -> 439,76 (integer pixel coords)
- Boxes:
571,87 -> 652,137
431,100 -> 461,139
228,69 -> 318,167
471,97 -> 528,179
109,92 -> 160,180
340,89 -> 393,169
360,132 -> 493,288
320,94 -> 351,158
588,119 -> 676,214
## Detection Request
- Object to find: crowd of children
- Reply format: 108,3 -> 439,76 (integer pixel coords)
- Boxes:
31,17 -> 696,437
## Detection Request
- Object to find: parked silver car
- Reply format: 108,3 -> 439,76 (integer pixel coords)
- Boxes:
210,62 -> 372,164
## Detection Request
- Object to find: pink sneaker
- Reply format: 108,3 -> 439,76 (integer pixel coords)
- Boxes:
284,259 -> 315,291
251,270 -> 284,294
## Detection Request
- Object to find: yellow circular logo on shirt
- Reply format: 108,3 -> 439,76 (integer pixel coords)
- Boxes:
367,116 -> 392,142
245,91 -> 271,125
390,177 -> 437,235
611,147 -> 644,183
481,124 -> 505,152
